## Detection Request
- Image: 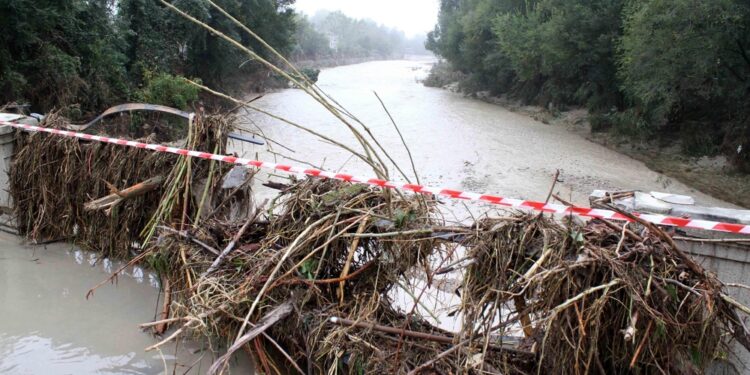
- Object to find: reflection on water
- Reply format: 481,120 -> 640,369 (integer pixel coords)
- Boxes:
0,232 -> 251,374
0,333 -> 152,374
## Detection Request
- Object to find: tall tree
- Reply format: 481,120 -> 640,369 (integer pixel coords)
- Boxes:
292,14 -> 332,61
0,0 -> 126,113
493,0 -> 624,108
426,0 -> 750,168
118,0 -> 296,90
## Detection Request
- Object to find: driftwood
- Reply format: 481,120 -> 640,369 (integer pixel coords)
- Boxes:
17,107 -> 750,373
202,199 -> 267,277
327,317 -> 526,353
157,225 -> 221,256
208,298 -> 295,375
84,176 -> 164,213
154,277 -> 172,335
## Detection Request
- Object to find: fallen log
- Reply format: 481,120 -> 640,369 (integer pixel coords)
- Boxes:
84,176 -> 165,213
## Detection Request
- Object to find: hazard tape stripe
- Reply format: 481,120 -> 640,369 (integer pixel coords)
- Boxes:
2,120 -> 748,235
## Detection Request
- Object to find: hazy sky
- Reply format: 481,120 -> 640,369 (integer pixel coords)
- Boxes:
294,0 -> 439,37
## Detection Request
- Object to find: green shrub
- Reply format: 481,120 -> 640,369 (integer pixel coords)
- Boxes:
135,72 -> 199,110
588,113 -> 612,133
300,68 -> 321,83
0,70 -> 27,104
590,109 -> 651,139
423,61 -> 465,88
679,121 -> 722,157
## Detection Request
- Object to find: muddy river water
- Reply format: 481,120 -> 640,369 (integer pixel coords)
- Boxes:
0,231 -> 250,374
237,57 -> 735,214
0,58 -> 737,374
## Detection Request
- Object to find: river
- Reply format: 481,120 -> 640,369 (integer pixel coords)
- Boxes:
236,57 -> 735,216
0,232 -> 251,374
0,58 -> 738,374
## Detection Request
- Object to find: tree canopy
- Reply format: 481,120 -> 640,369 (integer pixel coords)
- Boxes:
1,1 -> 426,116
427,0 -> 750,169
0,0 -> 297,114
0,0 -> 128,111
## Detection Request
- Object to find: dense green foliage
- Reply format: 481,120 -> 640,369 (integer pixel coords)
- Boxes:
0,0 -> 128,111
1,1 -> 427,116
118,0 -> 297,92
427,0 -> 750,169
619,0 -> 750,162
134,72 -> 200,110
0,0 -> 296,114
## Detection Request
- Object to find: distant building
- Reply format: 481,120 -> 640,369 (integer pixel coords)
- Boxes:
325,32 -> 339,52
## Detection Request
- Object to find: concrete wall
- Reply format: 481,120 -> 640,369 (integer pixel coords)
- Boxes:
0,124 -> 15,233
0,125 -> 12,207
0,115 -> 38,233
681,240 -> 750,374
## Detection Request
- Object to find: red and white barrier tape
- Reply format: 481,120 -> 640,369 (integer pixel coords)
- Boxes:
2,120 -> 749,235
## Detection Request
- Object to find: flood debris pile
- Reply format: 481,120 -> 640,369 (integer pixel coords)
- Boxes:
145,172 -> 750,374
156,178 -> 462,374
10,111 -> 233,258
461,215 -> 750,374
9,117 -> 750,374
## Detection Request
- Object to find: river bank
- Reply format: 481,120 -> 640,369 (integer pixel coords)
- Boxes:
426,72 -> 750,209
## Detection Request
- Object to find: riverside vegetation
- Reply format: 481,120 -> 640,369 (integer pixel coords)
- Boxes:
425,0 -> 750,174
0,0 -> 424,117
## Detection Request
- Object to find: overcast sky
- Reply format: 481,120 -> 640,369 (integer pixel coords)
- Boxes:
294,0 -> 439,37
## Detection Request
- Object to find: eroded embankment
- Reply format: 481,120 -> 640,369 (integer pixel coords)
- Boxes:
423,62 -> 750,209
